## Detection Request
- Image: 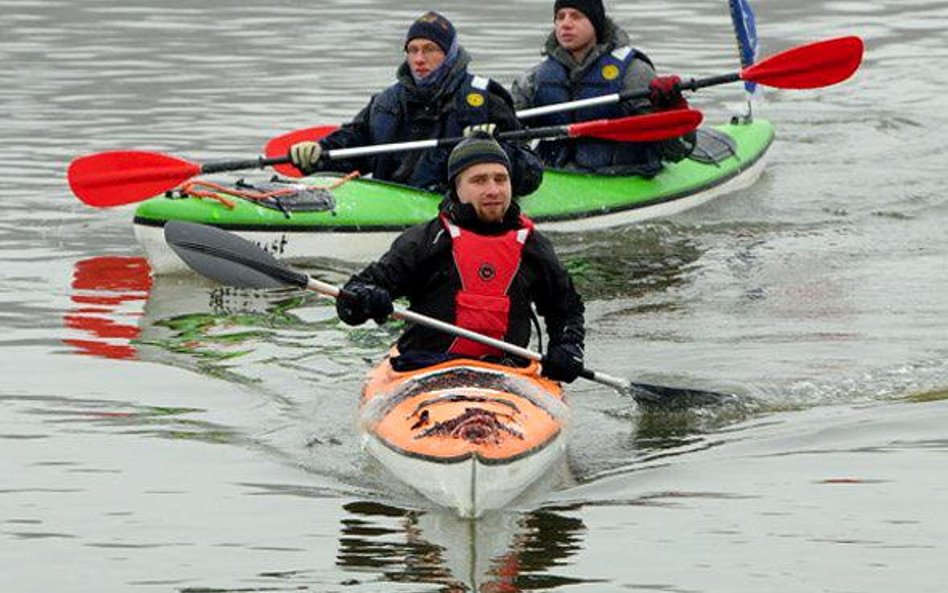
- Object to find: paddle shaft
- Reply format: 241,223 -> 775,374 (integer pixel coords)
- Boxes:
517,35 -> 865,119
517,73 -> 740,119
201,124 -> 593,175
300,276 -> 632,395
200,156 -> 287,175
358,289 -> 720,403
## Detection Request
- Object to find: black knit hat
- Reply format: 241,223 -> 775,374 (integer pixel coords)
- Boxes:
447,134 -> 512,186
554,0 -> 606,43
404,11 -> 457,54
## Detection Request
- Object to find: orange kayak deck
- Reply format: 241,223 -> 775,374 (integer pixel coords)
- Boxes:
360,355 -> 569,465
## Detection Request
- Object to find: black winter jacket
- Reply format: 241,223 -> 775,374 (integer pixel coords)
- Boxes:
312,48 -> 543,196
346,200 -> 585,359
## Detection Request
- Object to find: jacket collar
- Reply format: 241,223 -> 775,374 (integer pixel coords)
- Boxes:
396,47 -> 472,102
543,18 -> 631,78
439,197 -> 523,235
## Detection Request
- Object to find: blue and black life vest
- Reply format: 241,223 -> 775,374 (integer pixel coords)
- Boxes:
366,74 -> 494,190
533,46 -> 663,175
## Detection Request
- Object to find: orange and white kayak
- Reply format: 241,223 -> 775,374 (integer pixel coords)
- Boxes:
359,354 -> 570,518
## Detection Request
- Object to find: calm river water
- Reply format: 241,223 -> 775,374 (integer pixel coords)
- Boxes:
2,1 -> 947,591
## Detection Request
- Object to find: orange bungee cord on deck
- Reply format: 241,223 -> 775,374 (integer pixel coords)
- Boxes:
176,172 -> 360,209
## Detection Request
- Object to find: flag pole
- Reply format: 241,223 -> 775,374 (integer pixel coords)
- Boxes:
728,0 -> 761,121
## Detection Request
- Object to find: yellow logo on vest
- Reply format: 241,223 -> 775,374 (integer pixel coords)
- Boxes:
466,92 -> 485,107
601,65 -> 620,81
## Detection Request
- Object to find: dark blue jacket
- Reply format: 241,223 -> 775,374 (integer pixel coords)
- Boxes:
315,48 -> 543,196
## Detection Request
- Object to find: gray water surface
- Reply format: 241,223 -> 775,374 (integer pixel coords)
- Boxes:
2,1 -> 947,591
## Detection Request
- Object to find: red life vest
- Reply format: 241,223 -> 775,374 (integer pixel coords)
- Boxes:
440,214 -> 534,357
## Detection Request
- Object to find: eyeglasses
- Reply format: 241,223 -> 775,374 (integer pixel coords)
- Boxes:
405,44 -> 444,58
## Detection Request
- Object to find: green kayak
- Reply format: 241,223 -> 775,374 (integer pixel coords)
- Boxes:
134,118 -> 773,274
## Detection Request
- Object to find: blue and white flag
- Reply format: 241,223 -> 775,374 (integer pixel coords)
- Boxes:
728,0 -> 761,99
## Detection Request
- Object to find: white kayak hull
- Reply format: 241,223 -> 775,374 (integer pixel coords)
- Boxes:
362,429 -> 569,519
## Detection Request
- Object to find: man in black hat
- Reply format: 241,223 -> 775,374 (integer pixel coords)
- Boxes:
511,0 -> 695,177
333,133 -> 586,383
289,11 -> 542,197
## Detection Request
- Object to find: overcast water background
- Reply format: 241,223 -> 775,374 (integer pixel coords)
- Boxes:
2,0 -> 947,591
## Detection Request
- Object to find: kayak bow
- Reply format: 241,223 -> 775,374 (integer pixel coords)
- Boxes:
360,354 -> 569,518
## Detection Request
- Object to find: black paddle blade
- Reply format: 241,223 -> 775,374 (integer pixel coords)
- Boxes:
164,221 -> 309,289
581,368 -> 740,409
628,381 -> 741,410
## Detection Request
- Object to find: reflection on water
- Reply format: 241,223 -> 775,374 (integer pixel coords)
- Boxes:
338,501 -> 595,592
137,275 -> 328,384
8,391 -> 248,448
144,289 -> 307,361
555,222 -> 706,301
63,256 -> 151,360
62,255 -> 320,373
630,404 -> 755,451
903,389 -> 948,404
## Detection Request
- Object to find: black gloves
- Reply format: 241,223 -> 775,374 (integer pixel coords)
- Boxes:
336,282 -> 393,326
541,342 -> 585,383
648,75 -> 688,111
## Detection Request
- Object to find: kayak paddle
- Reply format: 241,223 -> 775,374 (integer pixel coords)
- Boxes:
68,109 -> 703,208
517,35 -> 865,118
163,220 -> 737,409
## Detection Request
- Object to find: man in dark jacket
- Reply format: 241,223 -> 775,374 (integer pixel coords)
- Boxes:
511,0 -> 694,176
289,11 -> 543,197
334,134 -> 586,383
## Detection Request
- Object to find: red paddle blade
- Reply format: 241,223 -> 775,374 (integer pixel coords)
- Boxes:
68,151 -> 200,208
263,125 -> 339,177
742,36 -> 864,89
569,109 -> 704,142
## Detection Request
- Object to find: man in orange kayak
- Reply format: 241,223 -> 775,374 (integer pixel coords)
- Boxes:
334,133 -> 586,383
288,11 -> 543,197
511,0 -> 694,176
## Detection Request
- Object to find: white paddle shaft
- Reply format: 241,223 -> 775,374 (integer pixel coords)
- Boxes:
306,277 -> 630,392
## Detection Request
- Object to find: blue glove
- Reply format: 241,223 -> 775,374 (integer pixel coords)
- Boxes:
541,342 -> 585,383
336,282 -> 393,326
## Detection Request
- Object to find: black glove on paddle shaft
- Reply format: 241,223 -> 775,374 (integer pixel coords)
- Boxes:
336,282 -> 393,326
541,342 -> 585,383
